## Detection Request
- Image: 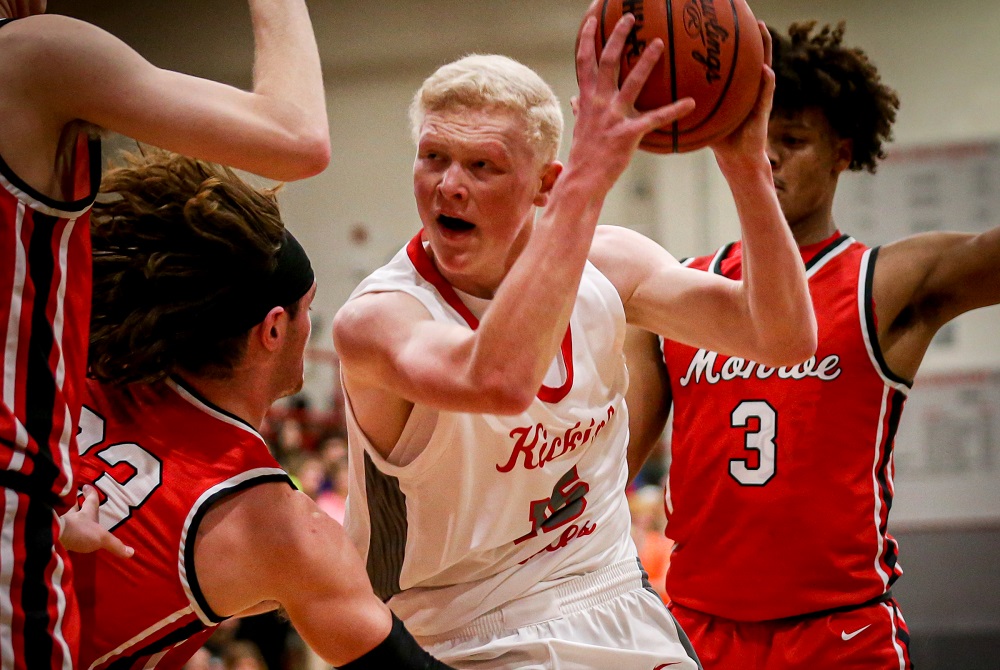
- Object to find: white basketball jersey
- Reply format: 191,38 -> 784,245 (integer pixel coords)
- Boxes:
343,232 -> 636,638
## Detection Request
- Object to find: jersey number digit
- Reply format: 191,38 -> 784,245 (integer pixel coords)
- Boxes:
728,400 -> 777,486
77,405 -> 163,531
514,466 -> 590,545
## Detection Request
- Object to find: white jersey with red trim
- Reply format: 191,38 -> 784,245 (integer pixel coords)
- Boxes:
661,233 -> 910,621
0,35 -> 101,509
343,232 -> 636,638
73,377 -> 292,670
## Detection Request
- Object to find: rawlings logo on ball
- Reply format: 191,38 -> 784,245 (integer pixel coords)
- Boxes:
684,0 -> 730,84
622,0 -> 647,65
683,2 -> 703,38
580,0 -> 764,152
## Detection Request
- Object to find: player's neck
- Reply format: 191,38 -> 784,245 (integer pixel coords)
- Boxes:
174,371 -> 270,431
789,210 -> 838,247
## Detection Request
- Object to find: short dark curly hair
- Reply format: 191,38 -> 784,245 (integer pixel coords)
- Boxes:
769,21 -> 900,173
89,151 -> 295,385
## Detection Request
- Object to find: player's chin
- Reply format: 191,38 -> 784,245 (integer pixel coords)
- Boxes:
281,375 -> 306,399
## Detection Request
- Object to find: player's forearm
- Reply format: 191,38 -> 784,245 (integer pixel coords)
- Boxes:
248,0 -> 330,175
470,173 -> 606,412
727,161 -> 817,365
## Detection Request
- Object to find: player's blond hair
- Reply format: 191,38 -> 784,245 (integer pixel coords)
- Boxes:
409,54 -> 564,165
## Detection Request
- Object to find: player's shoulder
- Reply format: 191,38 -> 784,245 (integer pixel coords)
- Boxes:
333,290 -> 436,354
0,14 -> 116,91
201,482 -> 309,556
591,224 -> 649,251
590,223 -> 678,270
871,229 -> 969,288
337,290 -> 436,325
877,230 -> 968,261
0,14 -> 105,53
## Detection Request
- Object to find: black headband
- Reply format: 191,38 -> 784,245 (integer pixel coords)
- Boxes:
213,229 -> 315,336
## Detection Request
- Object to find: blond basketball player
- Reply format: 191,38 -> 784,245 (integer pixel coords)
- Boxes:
333,17 -> 815,670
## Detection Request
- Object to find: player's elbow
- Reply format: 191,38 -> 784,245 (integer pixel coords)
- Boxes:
475,372 -> 536,415
281,132 -> 331,180
756,320 -> 818,368
490,390 -> 536,415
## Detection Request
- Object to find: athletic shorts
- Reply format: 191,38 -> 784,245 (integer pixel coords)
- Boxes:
670,596 -> 913,670
1,487 -> 79,670
418,558 -> 702,670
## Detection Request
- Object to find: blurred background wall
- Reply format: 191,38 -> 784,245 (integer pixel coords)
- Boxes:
47,2 -> 1000,667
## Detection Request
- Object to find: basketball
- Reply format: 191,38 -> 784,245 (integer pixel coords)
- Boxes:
580,0 -> 765,153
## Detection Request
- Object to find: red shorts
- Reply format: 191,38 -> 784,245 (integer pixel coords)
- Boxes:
0,487 -> 79,670
670,597 -> 913,670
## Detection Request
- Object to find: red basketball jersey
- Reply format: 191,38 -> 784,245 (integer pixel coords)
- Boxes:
661,232 -> 910,621
0,41 -> 101,510
73,377 -> 292,670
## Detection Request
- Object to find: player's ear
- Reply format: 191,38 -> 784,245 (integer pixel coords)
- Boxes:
832,137 -> 853,175
533,161 -> 564,207
257,305 -> 288,353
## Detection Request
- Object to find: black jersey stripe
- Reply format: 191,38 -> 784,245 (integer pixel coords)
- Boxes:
894,610 -> 912,663
804,234 -> 851,272
863,248 -> 913,389
665,0 -> 679,152
877,389 -> 906,523
105,618 -> 207,670
22,493 -> 58,670
364,451 -> 408,602
878,389 -> 906,585
183,473 -> 294,624
23,212 -> 60,493
709,242 -> 736,276
168,376 -> 258,433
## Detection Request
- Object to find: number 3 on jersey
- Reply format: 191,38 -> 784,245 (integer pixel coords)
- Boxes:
77,405 -> 163,531
729,400 -> 777,486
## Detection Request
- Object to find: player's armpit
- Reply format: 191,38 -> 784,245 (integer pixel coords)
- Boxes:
879,227 -> 1000,329
873,227 -> 1000,379
623,325 -> 672,484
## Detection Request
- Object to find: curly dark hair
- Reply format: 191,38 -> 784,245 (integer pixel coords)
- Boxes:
89,151 -> 294,385
769,21 -> 900,173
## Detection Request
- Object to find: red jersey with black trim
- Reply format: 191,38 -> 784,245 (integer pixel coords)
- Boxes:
72,377 -> 292,670
0,20 -> 101,509
661,232 -> 911,621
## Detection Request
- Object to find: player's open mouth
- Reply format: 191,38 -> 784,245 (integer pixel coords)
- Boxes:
438,215 -> 475,232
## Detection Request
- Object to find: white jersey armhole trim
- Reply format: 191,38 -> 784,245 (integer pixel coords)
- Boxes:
178,467 -> 292,625
857,248 -> 912,395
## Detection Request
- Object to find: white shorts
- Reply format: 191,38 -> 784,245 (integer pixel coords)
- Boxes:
417,558 -> 702,670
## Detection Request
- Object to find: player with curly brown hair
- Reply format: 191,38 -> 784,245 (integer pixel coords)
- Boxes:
73,152 -> 455,670
626,20 -> 1000,669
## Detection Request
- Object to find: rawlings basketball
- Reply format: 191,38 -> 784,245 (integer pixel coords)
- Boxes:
581,0 -> 765,153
